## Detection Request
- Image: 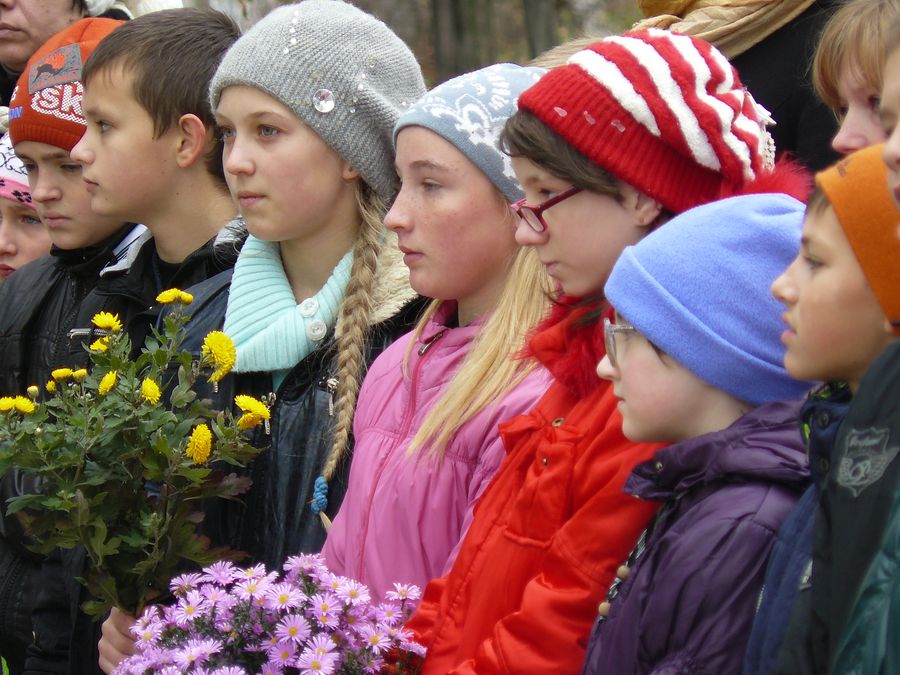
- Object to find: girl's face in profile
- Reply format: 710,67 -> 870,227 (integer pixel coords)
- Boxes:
830,65 -> 886,156
510,156 -> 654,297
215,85 -> 359,247
386,126 -> 519,324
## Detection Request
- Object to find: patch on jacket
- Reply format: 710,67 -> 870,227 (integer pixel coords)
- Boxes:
836,427 -> 899,497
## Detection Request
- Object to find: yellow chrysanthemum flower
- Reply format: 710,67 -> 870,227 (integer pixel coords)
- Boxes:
72,369 -> 88,382
155,288 -> 193,305
237,413 -> 264,431
12,396 -> 34,414
185,423 -> 212,464
201,331 -> 236,383
90,337 -> 110,352
91,311 -> 123,333
51,368 -> 73,382
98,370 -> 117,395
26,385 -> 39,399
141,378 -> 161,405
45,380 -> 57,394
0,397 -> 14,412
234,394 -> 271,419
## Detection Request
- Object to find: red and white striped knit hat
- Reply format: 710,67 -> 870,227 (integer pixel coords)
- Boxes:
518,28 -> 777,214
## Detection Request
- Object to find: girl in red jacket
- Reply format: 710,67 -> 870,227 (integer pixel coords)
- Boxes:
404,28 -> 808,674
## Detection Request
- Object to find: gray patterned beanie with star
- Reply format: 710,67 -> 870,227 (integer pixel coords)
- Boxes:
394,63 -> 545,203
209,0 -> 426,202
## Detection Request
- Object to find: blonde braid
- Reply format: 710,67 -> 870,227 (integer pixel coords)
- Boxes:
321,182 -> 385,485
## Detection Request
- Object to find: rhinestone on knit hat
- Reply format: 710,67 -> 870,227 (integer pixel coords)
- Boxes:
312,89 -> 335,113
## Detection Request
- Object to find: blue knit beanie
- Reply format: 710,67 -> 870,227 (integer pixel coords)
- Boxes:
394,63 -> 545,203
605,193 -> 812,406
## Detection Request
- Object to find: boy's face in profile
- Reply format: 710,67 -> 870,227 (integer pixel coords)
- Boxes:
15,140 -> 124,250
771,204 -> 891,391
71,66 -> 177,226
881,47 -> 900,214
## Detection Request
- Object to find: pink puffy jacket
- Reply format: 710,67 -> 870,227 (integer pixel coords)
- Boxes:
323,302 -> 551,600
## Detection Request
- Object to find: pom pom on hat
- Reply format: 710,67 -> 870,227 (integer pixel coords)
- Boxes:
395,63 -> 545,203
209,0 -> 426,202
605,193 -> 813,406
0,133 -> 31,205
518,28 -> 779,214
8,18 -> 124,152
816,144 -> 900,332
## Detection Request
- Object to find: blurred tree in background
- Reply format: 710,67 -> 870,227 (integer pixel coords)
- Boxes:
189,0 -> 640,84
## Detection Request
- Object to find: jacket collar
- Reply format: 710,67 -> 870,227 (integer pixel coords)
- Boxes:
526,296 -> 611,396
626,398 -> 809,501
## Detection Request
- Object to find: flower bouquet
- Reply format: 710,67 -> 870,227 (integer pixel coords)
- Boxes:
114,554 -> 425,674
0,290 -> 269,618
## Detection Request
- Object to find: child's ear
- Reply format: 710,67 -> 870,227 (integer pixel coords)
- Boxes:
174,114 -> 209,169
621,184 -> 663,228
341,161 -> 360,183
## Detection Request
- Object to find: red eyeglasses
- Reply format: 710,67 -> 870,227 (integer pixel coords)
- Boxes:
512,185 -> 582,232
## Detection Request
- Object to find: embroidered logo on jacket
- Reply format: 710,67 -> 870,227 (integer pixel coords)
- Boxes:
836,427 -> 899,497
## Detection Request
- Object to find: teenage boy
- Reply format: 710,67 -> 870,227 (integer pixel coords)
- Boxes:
0,18 -> 132,673
67,7 -> 242,354
24,9 -> 242,675
769,144 -> 900,674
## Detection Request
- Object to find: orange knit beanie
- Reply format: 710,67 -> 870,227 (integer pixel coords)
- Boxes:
816,144 -> 900,332
8,18 -> 123,152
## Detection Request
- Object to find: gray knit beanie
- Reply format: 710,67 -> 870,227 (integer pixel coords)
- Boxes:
394,63 -> 544,203
209,0 -> 425,202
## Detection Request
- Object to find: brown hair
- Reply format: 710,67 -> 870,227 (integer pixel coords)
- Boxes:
499,109 -> 622,198
529,34 -> 610,69
82,8 -> 240,183
813,0 -> 900,114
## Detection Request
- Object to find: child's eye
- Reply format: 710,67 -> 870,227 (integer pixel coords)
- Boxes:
218,126 -> 236,142
422,180 -> 441,192
96,120 -> 111,133
803,254 -> 823,270
61,163 -> 81,174
258,125 -> 279,138
22,214 -> 41,226
21,161 -> 36,174
868,95 -> 881,113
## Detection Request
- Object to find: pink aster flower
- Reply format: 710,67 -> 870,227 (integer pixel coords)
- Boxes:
169,572 -> 204,596
260,665 -> 282,675
275,614 -> 311,644
266,583 -> 305,610
374,601 -> 402,625
174,590 -> 206,626
385,582 -> 421,602
336,579 -> 370,606
359,624 -> 391,654
236,563 -> 268,580
174,638 -> 220,669
295,648 -> 337,675
235,576 -> 271,600
306,634 -> 336,656
200,560 -> 238,585
215,668 -> 248,675
309,592 -> 340,627
401,639 -> 428,657
267,640 -> 298,668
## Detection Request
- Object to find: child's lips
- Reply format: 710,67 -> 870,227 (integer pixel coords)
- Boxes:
237,192 -> 264,208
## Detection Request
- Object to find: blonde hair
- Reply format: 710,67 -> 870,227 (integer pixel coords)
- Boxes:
813,0 -> 900,113
321,180 -> 385,483
406,206 -> 552,460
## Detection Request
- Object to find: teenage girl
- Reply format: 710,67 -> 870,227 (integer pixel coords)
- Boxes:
323,64 -> 552,600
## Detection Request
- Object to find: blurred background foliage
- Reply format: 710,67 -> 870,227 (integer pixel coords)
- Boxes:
190,0 -> 640,84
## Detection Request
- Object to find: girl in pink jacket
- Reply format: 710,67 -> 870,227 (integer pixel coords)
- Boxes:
322,64 -> 553,600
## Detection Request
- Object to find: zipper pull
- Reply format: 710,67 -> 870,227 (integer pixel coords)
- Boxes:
326,377 -> 338,416
264,392 -> 277,435
417,329 -> 448,356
